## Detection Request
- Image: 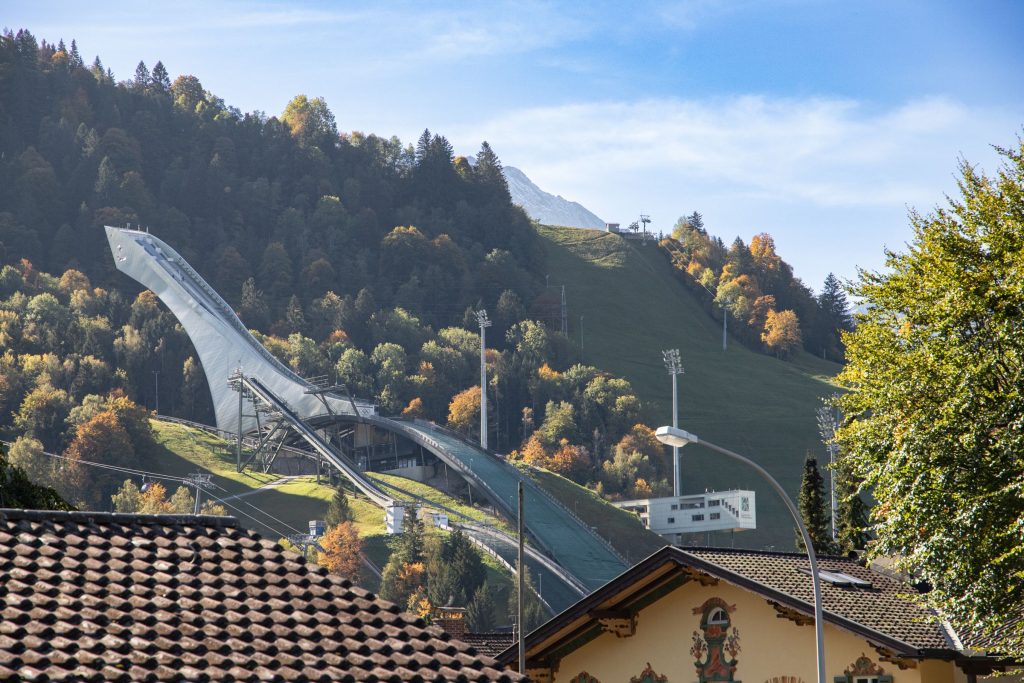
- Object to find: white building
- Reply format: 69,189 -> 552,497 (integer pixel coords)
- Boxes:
613,490 -> 756,543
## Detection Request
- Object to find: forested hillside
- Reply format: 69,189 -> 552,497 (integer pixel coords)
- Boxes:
0,30 -> 665,511
663,213 -> 854,362
0,30 -> 854,552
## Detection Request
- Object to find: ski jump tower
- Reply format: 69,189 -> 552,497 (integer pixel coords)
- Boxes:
105,226 -> 372,433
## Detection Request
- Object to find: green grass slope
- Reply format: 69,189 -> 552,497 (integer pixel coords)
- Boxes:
537,224 -> 842,551
523,466 -> 668,564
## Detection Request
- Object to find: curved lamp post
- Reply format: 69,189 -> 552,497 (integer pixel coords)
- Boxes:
655,426 -> 825,683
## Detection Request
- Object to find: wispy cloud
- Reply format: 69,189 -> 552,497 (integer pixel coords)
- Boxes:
453,95 -> 1017,286
457,95 -> 1013,209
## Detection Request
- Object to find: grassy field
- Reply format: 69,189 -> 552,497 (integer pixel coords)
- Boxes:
145,420 -> 521,603
536,224 -> 842,551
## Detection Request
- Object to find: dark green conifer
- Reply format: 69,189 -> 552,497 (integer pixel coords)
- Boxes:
466,582 -> 497,632
324,482 -> 351,528
796,453 -> 836,554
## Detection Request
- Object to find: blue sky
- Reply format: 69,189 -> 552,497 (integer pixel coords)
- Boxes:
6,0 -> 1022,291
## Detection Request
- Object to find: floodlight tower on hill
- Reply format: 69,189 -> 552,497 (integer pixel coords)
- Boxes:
662,349 -> 683,496
476,309 -> 492,449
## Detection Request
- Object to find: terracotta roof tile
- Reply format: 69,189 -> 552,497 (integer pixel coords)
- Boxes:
0,509 -> 521,681
681,547 -> 951,651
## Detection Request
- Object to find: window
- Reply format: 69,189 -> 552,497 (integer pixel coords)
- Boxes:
667,517 -> 675,524
710,512 -> 721,520
707,607 -> 729,625
671,504 -> 679,510
709,499 -> 721,507
692,514 -> 704,521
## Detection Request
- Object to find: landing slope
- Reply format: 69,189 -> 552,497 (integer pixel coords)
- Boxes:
537,224 -> 842,550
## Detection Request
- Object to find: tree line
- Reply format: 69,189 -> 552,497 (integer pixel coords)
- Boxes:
0,30 -> 675,506
663,212 -> 854,361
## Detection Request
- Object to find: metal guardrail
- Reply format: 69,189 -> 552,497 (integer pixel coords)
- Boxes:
371,476 -> 588,597
156,409 -> 608,593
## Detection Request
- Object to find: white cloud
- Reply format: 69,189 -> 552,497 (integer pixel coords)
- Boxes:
452,95 -> 1018,288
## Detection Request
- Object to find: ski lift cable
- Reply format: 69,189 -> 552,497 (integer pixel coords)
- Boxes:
31,451 -> 308,540
34,451 -> 193,485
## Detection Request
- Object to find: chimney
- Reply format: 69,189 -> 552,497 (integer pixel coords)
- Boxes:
433,606 -> 468,639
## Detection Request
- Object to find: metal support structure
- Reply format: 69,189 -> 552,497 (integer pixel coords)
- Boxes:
560,285 -> 567,336
579,315 -> 584,362
655,426 -> 826,683
153,370 -> 160,414
517,480 -> 526,673
722,309 -> 728,351
186,472 -> 212,515
475,310 -> 492,450
236,378 -> 244,472
662,349 -> 684,497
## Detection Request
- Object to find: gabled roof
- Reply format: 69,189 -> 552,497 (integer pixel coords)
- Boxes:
498,545 -> 1012,670
0,509 -> 522,682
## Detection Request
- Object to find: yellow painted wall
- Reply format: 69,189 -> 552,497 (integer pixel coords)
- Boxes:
553,578 -> 959,682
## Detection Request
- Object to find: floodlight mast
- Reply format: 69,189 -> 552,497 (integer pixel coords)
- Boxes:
654,425 -> 826,683
476,310 -> 492,449
662,349 -> 684,496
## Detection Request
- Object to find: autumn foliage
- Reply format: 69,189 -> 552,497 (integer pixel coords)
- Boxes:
761,309 -> 803,358
447,386 -> 481,435
317,521 -> 362,578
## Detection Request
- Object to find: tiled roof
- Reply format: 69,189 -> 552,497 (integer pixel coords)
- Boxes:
0,509 -> 522,682
459,634 -> 515,659
681,547 -> 951,651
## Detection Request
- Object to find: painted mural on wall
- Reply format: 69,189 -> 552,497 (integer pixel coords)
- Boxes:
690,597 -> 742,682
630,663 -> 668,683
834,655 -> 892,683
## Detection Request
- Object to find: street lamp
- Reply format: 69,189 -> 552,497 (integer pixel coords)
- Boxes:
662,349 -> 683,497
654,425 -> 826,683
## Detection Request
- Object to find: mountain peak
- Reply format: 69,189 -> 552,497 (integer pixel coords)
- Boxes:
503,166 -> 605,229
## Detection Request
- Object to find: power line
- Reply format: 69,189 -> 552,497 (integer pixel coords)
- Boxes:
32,451 -> 309,540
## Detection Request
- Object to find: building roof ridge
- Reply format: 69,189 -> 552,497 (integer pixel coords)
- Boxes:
679,545 -> 858,562
0,508 -> 240,528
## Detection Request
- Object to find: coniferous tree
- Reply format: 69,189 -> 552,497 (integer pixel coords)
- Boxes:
397,504 -> 425,564
415,129 -> 432,165
813,272 -> 853,361
796,453 -> 836,554
68,39 -> 83,68
324,482 -> 352,528
834,464 -> 870,554
150,61 -> 170,93
132,61 -> 149,92
466,582 -> 497,632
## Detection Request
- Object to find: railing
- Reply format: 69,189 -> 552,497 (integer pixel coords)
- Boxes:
371,475 -> 588,597
407,417 -> 508,460
460,533 -> 556,615
127,229 -> 326,398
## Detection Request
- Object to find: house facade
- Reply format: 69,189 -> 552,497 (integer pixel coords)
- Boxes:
498,546 -> 1019,683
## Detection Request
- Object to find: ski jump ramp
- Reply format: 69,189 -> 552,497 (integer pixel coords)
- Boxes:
106,226 -> 628,602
